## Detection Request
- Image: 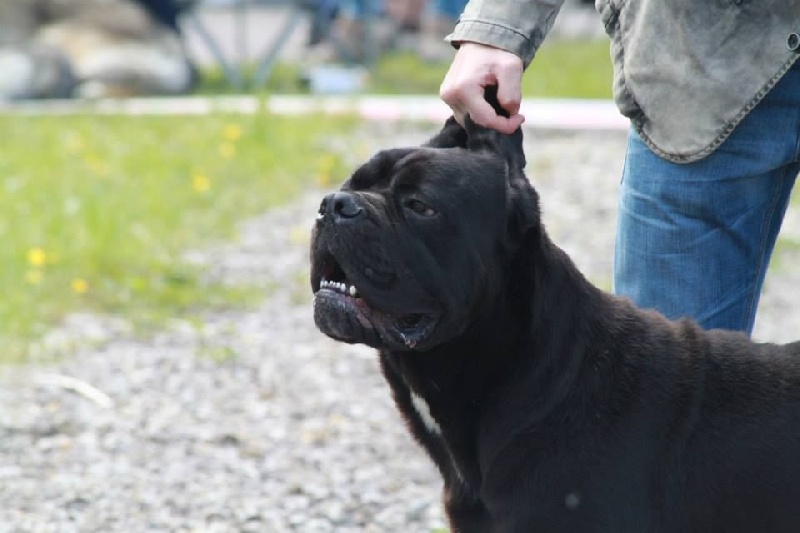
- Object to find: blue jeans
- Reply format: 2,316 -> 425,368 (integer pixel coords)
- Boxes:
614,62 -> 800,335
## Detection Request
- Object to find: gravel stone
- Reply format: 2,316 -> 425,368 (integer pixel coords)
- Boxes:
1,123 -> 798,532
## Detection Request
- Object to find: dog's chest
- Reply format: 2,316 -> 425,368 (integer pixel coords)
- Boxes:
399,384 -> 475,486
380,353 -> 478,486
409,391 -> 443,435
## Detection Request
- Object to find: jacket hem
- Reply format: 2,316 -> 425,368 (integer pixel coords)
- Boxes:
635,55 -> 800,164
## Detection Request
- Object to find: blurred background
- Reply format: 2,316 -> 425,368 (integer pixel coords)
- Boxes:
0,0 -> 609,99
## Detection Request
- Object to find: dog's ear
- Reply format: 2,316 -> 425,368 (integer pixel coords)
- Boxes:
507,170 -> 540,241
425,116 -> 468,149
463,86 -> 526,171
504,170 -> 541,317
346,147 -> 416,190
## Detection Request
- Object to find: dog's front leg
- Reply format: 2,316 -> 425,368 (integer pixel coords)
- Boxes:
444,485 -> 492,533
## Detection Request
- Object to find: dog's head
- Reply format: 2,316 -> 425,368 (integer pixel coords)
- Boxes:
310,115 -> 540,352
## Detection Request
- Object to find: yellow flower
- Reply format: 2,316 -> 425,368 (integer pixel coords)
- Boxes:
223,124 -> 242,142
83,153 -> 109,176
219,142 -> 236,159
27,248 -> 47,267
192,172 -> 211,193
71,278 -> 89,294
25,270 -> 42,285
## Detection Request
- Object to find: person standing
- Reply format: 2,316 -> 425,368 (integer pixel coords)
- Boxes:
440,0 -> 800,335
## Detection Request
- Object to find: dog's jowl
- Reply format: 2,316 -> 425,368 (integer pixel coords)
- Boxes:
311,116 -> 800,532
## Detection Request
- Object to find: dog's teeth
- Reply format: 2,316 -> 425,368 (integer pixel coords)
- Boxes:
316,212 -> 324,221
319,279 -> 359,297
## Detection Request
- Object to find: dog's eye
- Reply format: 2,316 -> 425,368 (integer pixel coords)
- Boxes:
405,199 -> 437,217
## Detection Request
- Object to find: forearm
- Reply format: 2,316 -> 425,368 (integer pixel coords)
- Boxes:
447,0 -> 566,68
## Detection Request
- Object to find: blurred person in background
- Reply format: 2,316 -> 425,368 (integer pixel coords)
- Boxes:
419,0 -> 467,62
306,0 -> 424,62
0,0 -> 195,100
307,0 -> 466,63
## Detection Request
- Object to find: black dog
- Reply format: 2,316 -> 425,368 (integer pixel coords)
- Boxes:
310,115 -> 800,532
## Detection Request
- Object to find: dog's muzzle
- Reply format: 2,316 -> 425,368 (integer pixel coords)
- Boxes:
317,192 -> 364,223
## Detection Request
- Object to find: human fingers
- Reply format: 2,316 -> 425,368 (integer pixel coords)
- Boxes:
494,59 -> 523,117
440,43 -> 525,133
440,54 -> 472,127
443,86 -> 526,134
460,85 -> 525,134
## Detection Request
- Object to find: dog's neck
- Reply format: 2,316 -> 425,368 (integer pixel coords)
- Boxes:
379,228 -> 624,489
383,225 -> 618,423
382,226 -> 616,406
379,303 -> 523,490
516,231 -> 617,412
385,302 -> 521,394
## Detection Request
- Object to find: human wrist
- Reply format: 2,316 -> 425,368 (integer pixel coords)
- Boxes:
447,21 -> 533,67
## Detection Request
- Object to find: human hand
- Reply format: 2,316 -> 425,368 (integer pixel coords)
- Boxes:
439,42 -> 525,134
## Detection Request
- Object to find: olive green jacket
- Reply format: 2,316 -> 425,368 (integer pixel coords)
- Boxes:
448,0 -> 800,163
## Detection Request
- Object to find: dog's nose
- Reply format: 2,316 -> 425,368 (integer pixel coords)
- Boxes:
320,192 -> 364,221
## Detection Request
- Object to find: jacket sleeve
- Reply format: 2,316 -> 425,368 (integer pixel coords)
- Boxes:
446,0 -> 566,68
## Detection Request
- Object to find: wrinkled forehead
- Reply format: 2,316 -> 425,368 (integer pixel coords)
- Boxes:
347,146 -> 508,196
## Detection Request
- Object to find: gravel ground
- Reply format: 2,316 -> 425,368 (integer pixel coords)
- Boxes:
3,123 -> 800,532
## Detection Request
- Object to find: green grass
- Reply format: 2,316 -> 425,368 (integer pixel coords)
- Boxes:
523,38 -> 613,99
197,38 -> 614,100
0,110 -> 354,363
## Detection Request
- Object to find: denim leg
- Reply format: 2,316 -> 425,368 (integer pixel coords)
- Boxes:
613,65 -> 800,334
